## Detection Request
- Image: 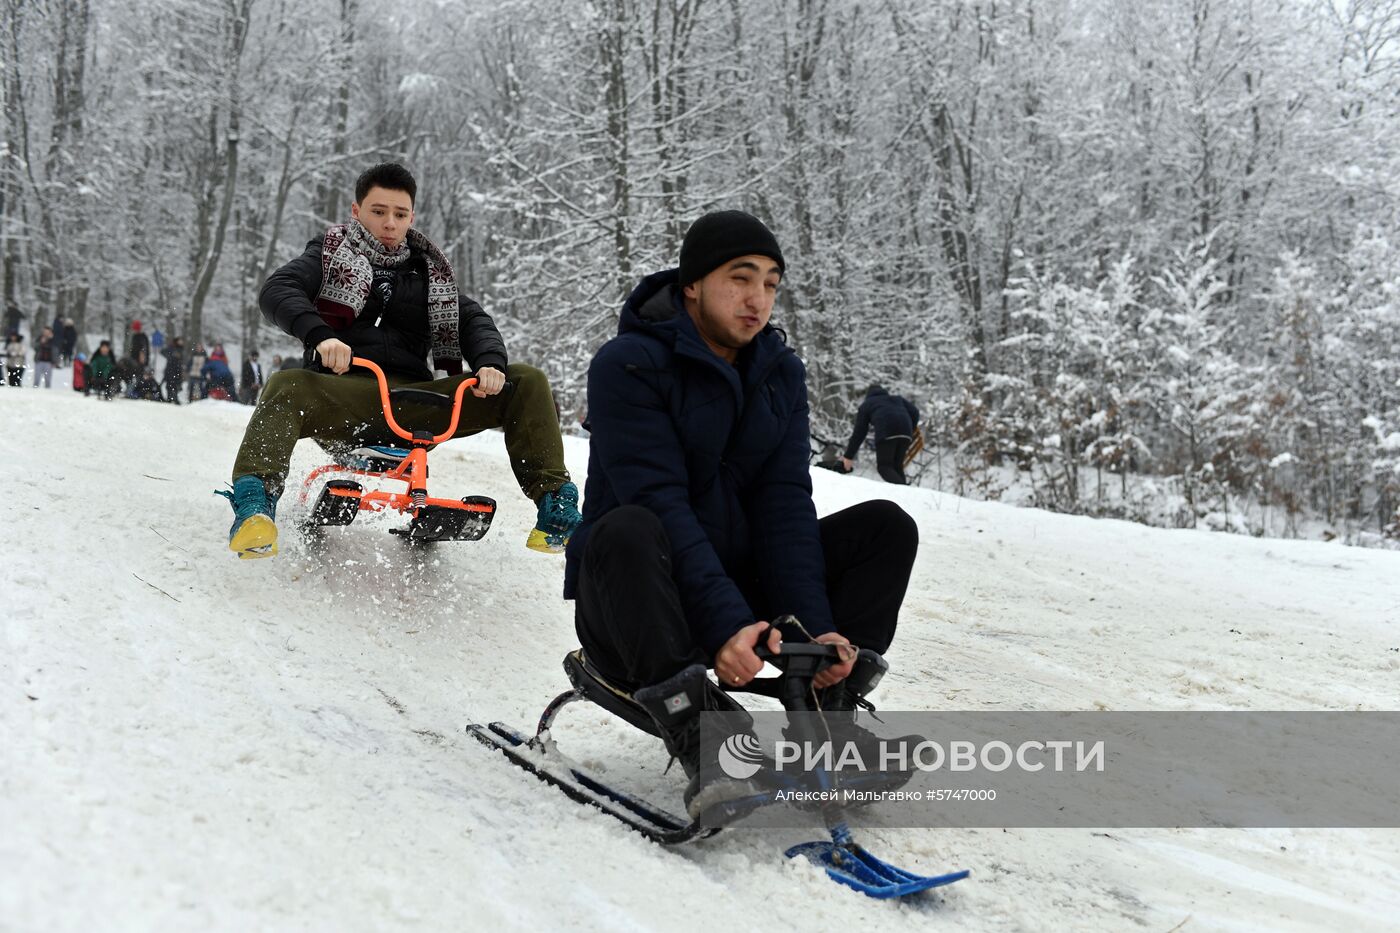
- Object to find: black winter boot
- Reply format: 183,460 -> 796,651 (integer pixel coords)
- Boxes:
634,665 -> 770,825
815,679 -> 923,794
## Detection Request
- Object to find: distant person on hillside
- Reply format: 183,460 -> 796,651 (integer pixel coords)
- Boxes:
239,350 -> 264,404
4,333 -> 24,386
201,354 -> 236,400
131,364 -> 162,401
72,353 -> 88,394
60,318 -> 77,367
841,385 -> 920,485
218,161 -> 578,560
124,342 -> 149,397
115,356 -> 142,397
90,341 -> 116,400
125,320 -> 150,367
564,209 -> 921,821
32,326 -> 55,388
162,337 -> 186,404
187,343 -> 208,400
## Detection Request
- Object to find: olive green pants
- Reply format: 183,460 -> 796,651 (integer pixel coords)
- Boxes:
232,363 -> 570,502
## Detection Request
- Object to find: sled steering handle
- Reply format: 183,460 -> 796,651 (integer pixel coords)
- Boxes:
350,356 -> 478,445
748,643 -> 843,710
753,642 -> 890,705
754,642 -> 843,669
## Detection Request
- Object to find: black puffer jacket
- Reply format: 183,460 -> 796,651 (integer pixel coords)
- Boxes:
258,235 -> 507,381
565,269 -> 832,655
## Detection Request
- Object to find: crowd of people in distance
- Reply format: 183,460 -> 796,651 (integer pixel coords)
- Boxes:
2,312 -> 296,406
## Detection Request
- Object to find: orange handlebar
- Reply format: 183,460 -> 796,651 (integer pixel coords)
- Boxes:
350,356 -> 478,445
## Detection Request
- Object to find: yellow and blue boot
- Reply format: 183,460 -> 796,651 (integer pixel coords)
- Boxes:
526,482 -> 581,553
217,475 -> 280,559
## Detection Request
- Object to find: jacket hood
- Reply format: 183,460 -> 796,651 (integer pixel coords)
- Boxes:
618,268 -> 683,336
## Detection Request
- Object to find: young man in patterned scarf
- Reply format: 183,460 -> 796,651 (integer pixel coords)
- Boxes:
220,162 -> 579,559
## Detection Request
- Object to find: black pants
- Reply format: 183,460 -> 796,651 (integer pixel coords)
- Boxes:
574,500 -> 918,690
875,436 -> 911,484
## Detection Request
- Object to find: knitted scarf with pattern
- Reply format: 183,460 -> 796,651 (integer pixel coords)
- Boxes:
316,220 -> 462,372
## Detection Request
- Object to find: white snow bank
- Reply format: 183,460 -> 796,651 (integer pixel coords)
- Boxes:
3,389 -> 1398,931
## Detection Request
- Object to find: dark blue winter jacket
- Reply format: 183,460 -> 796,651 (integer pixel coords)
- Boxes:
564,269 -> 834,656
201,358 -> 233,383
843,386 -> 920,460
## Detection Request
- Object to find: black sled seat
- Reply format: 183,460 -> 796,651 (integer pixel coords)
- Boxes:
561,649 -> 660,738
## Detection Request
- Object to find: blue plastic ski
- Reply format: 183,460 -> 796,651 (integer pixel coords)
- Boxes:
785,822 -> 970,898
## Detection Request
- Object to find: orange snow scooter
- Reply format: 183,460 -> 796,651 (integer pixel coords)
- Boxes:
297,357 -> 497,546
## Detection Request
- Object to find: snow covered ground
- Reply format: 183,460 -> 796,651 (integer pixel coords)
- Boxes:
4,382 -> 1399,932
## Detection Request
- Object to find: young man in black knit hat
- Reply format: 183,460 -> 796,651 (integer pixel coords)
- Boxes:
219,162 -> 579,559
563,210 -> 921,821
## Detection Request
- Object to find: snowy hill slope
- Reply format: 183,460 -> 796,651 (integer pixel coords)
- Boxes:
3,389 -> 1399,931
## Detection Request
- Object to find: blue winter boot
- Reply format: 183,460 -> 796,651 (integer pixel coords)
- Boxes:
216,475 -> 280,559
527,482 -> 581,553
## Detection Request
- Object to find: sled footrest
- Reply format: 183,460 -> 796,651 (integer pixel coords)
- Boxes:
308,480 -> 362,526
391,496 -> 496,541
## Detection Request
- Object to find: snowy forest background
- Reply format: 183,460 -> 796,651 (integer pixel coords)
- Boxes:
4,0 -> 1399,544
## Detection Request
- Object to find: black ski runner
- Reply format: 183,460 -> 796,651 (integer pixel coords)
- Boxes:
466,721 -> 720,845
467,636 -> 970,898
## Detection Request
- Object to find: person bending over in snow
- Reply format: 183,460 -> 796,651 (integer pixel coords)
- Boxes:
200,354 -> 236,400
840,384 -> 920,484
564,210 -> 920,819
219,161 -> 579,559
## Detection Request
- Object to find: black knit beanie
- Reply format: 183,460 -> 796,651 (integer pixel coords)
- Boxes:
678,210 -> 785,285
